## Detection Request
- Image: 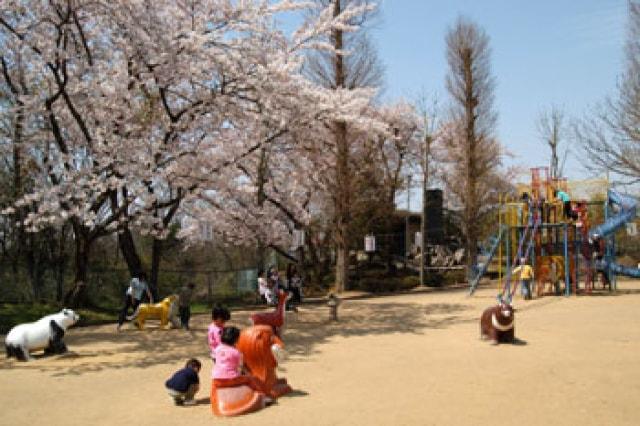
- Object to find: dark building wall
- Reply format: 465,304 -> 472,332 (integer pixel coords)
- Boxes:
425,189 -> 444,245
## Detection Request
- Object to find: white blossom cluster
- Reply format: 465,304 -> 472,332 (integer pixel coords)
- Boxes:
1,0 -> 417,247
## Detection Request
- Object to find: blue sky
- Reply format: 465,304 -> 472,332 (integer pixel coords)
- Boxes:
373,0 -> 628,183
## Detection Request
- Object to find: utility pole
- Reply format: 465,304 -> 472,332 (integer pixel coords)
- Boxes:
406,175 -> 411,263
420,128 -> 432,287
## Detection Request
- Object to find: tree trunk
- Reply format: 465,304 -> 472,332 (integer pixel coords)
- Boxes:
150,237 -> 162,300
420,143 -> 429,286
64,229 -> 90,308
110,189 -> 143,278
333,89 -> 350,292
118,226 -> 143,278
305,231 -> 330,290
148,196 -> 181,300
25,234 -> 39,301
466,230 -> 478,282
331,0 -> 350,293
55,224 -> 69,302
255,149 -> 268,271
56,255 -> 67,303
256,242 -> 266,273
335,242 -> 348,293
12,100 -> 26,268
465,183 -> 478,281
463,46 -> 478,283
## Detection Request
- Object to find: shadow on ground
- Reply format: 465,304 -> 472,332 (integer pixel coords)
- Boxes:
283,300 -> 475,358
280,389 -> 309,398
578,288 -> 640,297
0,295 -> 481,376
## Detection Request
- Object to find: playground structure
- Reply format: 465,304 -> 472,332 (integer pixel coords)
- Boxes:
469,167 -> 640,299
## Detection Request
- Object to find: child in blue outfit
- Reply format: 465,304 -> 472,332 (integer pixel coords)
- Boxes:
165,358 -> 201,406
554,189 -> 577,220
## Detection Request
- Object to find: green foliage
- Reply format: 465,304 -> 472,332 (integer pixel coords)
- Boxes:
423,270 -> 466,287
355,272 -> 419,293
0,303 -> 116,334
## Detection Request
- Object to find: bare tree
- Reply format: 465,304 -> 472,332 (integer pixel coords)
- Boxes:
537,105 -> 567,179
575,1 -> 640,184
442,17 -> 502,280
414,95 -> 441,286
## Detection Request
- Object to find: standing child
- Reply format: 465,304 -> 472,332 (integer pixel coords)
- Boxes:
286,264 -> 302,310
257,269 -> 269,304
208,305 -> 231,361
554,189 -> 577,220
165,358 -> 202,406
512,258 -> 534,300
266,266 -> 280,305
212,326 -> 270,401
178,282 -> 196,330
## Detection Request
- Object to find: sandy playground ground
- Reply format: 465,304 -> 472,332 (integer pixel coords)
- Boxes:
2,280 -> 640,426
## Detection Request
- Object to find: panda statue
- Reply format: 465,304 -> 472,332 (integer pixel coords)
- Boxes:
5,309 -> 80,361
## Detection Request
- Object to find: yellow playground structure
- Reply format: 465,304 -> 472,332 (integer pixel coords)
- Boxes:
469,167 -> 640,300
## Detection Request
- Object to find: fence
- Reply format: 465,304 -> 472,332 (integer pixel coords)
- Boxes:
0,261 -> 66,304
0,262 -> 259,308
90,267 -> 260,309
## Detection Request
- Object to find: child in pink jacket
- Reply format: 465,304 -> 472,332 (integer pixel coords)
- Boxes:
208,305 -> 230,361
212,326 -> 269,399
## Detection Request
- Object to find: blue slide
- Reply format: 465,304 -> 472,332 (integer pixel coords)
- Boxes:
604,262 -> 640,278
469,226 -> 506,295
591,190 -> 640,279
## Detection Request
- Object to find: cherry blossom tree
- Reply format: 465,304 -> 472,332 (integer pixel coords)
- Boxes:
301,0 -> 382,292
0,0 -> 382,305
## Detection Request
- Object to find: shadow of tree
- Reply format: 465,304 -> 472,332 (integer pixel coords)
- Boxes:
0,321 -> 219,376
282,301 -> 475,359
0,297 -> 478,376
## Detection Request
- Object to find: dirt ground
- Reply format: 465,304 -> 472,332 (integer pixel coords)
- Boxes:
2,280 -> 640,426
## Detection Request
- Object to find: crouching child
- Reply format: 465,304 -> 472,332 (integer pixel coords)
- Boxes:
166,358 -> 202,406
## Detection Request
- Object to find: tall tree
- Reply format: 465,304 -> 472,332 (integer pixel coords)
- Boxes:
537,105 -> 567,179
303,0 -> 381,292
413,96 -> 442,286
0,38 -> 71,302
576,1 -> 640,183
442,17 -> 501,280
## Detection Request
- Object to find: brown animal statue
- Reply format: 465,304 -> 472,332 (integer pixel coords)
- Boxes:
480,303 -> 515,344
210,381 -> 265,417
237,325 -> 292,398
250,290 -> 291,337
210,325 -> 291,416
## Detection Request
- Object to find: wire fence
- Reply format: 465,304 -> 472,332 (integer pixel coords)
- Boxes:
90,268 -> 260,309
0,263 -> 260,308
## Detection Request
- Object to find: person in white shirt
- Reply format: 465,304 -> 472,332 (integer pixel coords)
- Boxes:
257,269 -> 270,304
117,272 -> 153,331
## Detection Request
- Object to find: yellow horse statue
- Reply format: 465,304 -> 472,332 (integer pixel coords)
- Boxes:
127,295 -> 180,330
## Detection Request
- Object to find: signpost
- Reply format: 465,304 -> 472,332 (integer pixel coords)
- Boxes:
365,234 -> 376,253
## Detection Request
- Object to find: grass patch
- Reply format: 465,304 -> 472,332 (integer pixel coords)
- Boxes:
1,293 -> 263,334
0,303 -> 117,334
